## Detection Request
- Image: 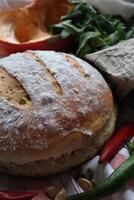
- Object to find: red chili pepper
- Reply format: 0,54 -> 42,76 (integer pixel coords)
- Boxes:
0,191 -> 38,200
99,122 -> 134,164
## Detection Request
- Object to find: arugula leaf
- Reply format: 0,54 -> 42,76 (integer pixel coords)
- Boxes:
126,27 -> 134,39
51,1 -> 134,57
77,31 -> 100,55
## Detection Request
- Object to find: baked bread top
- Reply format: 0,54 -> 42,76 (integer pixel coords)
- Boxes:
0,51 -> 114,164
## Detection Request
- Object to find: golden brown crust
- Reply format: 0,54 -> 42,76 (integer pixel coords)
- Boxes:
0,50 -> 116,175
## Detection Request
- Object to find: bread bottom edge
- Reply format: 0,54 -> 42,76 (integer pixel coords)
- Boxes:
0,108 -> 117,177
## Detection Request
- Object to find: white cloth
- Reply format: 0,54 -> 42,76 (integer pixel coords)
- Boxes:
87,0 -> 134,19
0,0 -> 31,10
0,0 -> 8,10
81,147 -> 134,200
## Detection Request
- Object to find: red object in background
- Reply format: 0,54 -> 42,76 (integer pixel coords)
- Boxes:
99,122 -> 134,164
0,36 -> 74,57
0,191 -> 38,200
0,0 -> 73,57
0,190 -> 52,200
32,191 -> 51,200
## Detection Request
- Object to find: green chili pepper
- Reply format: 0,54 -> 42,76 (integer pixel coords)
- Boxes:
67,145 -> 134,200
126,140 -> 134,155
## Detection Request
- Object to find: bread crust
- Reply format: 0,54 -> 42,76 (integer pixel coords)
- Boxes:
0,51 -> 116,176
0,107 -> 116,176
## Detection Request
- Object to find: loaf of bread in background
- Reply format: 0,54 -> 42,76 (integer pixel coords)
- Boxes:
0,51 -> 117,176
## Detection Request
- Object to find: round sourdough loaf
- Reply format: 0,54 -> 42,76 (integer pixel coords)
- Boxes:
0,51 -> 116,176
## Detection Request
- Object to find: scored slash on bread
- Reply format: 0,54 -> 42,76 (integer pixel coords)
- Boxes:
27,51 -> 63,95
0,51 -> 117,176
